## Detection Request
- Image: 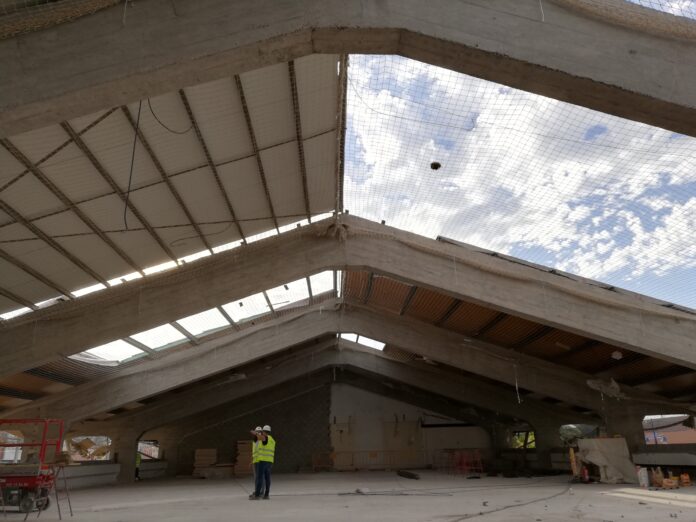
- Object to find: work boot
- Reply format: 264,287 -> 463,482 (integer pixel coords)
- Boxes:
249,494 -> 259,500
263,495 -> 269,500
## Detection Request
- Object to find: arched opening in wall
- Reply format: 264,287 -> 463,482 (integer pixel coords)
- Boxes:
65,436 -> 112,462
511,430 -> 535,450
643,414 -> 696,445
138,440 -> 160,460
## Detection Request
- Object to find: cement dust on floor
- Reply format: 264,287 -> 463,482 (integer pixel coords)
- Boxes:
6,471 -> 696,522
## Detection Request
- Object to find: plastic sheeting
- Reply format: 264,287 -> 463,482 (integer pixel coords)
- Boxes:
577,438 -> 638,484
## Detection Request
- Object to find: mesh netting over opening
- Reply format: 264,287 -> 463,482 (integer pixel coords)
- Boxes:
625,0 -> 695,18
0,0 -> 119,40
344,55 -> 696,308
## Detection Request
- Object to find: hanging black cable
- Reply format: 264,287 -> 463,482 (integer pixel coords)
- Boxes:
148,98 -> 193,134
124,100 -> 142,230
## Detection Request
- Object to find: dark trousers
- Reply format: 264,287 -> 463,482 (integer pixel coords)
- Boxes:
254,461 -> 272,497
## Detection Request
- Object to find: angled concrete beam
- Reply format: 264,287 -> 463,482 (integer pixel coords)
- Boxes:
11,302 -> 686,427
2,215 -> 695,377
10,302 -> 342,422
74,344 -> 581,436
335,341 -> 589,426
2,0 -> 696,137
70,347 -> 340,434
341,306 -> 689,414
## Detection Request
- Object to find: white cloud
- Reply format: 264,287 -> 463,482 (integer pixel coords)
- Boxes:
344,55 -> 696,307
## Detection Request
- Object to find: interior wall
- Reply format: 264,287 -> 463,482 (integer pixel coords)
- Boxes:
175,384 -> 332,475
330,384 -> 490,468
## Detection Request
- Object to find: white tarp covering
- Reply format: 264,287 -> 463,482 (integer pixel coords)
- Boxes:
577,438 -> 638,484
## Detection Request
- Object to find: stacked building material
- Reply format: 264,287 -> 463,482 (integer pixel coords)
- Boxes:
193,449 -> 217,477
234,441 -> 253,476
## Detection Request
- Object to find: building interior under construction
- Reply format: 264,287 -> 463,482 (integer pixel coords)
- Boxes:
1,0 -> 696,520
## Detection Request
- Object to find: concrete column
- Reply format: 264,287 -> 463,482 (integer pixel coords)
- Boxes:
604,405 -> 646,454
151,429 -> 183,477
112,430 -> 140,483
532,423 -> 561,471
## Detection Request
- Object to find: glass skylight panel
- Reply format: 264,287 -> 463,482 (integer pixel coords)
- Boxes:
79,340 -> 145,363
71,283 -> 107,297
340,333 -> 358,343
131,323 -> 187,349
108,272 -> 143,286
212,240 -> 243,254
309,271 -> 334,296
266,279 -> 309,309
176,308 -> 230,336
336,271 -> 343,298
245,228 -> 279,244
357,336 -> 386,351
0,307 -> 31,320
178,250 -> 211,264
143,261 -> 178,276
277,219 -> 309,234
313,212 -> 334,222
221,292 -> 271,322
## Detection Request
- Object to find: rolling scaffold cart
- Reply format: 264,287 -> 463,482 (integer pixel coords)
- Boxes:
0,418 -> 72,519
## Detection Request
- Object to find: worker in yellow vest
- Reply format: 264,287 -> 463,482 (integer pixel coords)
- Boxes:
249,425 -> 275,500
135,452 -> 142,481
249,426 -> 263,492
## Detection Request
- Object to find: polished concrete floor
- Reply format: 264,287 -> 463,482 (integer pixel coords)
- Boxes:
4,471 -> 696,521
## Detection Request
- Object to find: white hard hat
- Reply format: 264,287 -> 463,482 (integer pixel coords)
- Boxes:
263,425 -> 271,432
254,426 -> 263,431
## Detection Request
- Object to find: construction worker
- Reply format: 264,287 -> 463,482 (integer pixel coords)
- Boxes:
249,425 -> 275,500
249,426 -> 264,493
135,451 -> 141,481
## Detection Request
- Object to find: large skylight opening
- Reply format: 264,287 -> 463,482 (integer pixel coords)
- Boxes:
108,272 -> 143,286
212,240 -> 243,254
130,324 -> 187,350
176,308 -> 231,336
71,283 -> 107,297
345,55 -> 696,309
0,307 -> 31,320
266,278 -> 310,309
143,261 -> 178,276
221,292 -> 271,323
309,271 -> 335,296
178,250 -> 212,265
72,340 -> 145,364
340,333 -> 385,350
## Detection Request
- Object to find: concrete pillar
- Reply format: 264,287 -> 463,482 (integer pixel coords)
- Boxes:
112,430 -> 140,483
604,405 -> 646,454
532,423 -> 561,471
156,433 -> 182,477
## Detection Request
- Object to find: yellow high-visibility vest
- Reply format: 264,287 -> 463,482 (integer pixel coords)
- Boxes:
252,440 -> 261,464
256,435 -> 276,464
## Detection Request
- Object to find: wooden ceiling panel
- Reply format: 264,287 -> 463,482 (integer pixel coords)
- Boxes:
481,315 -> 540,347
367,276 -> 411,314
404,287 -> 453,323
442,301 -> 499,336
343,270 -> 369,301
523,329 -> 588,359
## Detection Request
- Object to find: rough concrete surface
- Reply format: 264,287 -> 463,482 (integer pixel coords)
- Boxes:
7,471 -> 696,521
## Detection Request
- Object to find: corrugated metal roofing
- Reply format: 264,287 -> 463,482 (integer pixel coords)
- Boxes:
0,55 -> 342,315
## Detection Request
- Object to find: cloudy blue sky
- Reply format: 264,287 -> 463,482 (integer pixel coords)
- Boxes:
343,54 -> 696,309
628,0 -> 696,18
